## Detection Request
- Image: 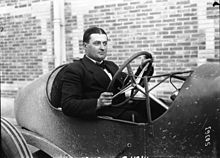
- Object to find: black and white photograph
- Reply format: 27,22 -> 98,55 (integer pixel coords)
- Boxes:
1,0 -> 220,157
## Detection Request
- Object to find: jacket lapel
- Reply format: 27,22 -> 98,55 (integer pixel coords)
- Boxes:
82,56 -> 111,89
105,61 -> 118,77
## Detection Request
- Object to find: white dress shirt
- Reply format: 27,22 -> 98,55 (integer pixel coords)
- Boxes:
86,55 -> 112,80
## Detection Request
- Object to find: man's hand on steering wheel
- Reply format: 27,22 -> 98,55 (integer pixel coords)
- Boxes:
137,52 -> 154,78
96,92 -> 113,109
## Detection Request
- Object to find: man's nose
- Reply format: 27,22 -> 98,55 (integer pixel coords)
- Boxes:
100,43 -> 105,50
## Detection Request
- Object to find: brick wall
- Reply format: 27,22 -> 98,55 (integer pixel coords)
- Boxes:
1,0 -> 53,98
68,0 -> 220,98
0,0 -> 219,100
83,0 -> 201,71
65,2 -> 77,62
1,14 -> 43,84
207,1 -> 220,61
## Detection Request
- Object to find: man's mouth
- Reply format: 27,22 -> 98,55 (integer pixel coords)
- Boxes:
98,52 -> 105,55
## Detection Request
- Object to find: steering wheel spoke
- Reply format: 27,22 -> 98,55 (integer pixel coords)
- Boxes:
126,64 -> 137,85
112,84 -> 134,99
136,84 -> 147,96
107,51 -> 153,107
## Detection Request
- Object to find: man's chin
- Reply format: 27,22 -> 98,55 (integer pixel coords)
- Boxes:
97,56 -> 106,61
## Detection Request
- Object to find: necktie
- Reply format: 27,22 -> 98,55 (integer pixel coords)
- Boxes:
96,61 -> 106,69
96,61 -> 112,80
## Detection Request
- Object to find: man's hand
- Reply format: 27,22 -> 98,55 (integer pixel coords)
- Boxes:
140,53 -> 153,69
139,53 -> 154,76
97,92 -> 113,109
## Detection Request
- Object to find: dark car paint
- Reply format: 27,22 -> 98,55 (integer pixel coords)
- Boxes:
13,63 -> 220,157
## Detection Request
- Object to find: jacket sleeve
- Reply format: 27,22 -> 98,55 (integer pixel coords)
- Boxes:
60,64 -> 98,119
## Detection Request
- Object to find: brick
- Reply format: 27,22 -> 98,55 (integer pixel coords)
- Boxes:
156,48 -> 169,51
136,4 -> 148,9
106,19 -> 116,23
129,25 -> 141,29
170,47 -> 183,51
130,1 -> 140,5
150,12 -> 161,15
177,42 -> 191,46
170,55 -> 183,59
143,24 -> 154,28
105,4 -> 116,8
169,14 -> 182,18
169,22 -> 182,26
113,45 -> 123,49
156,23 -> 168,27
177,26 -> 190,30
131,41 -> 142,44
113,23 -> 122,26
177,1 -> 190,5
141,8 -> 152,12
163,27 -> 175,31
155,63 -> 169,67
184,13 -> 196,17
124,6 -> 135,10
163,19 -> 175,22
143,32 -> 155,36
106,12 -> 115,15
137,13 -> 148,17
100,10 -> 111,15
94,5 -> 104,9
184,46 -> 198,50
118,18 -> 128,22
96,20 -> 104,24
170,30 -> 183,34
88,10 -> 97,13
163,51 -> 175,55
156,0 -> 168,2
164,43 -> 176,47
129,9 -> 140,13
177,17 -> 190,21
184,21 -> 197,25
124,22 -> 133,25
184,30 -> 198,33
151,43 -> 162,47
149,20 -> 161,23
118,3 -> 128,7
137,44 -> 149,48
199,46 -> 206,50
117,26 -> 128,29
163,35 -> 175,39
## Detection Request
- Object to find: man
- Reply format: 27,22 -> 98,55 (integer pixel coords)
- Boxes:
51,27 -> 154,122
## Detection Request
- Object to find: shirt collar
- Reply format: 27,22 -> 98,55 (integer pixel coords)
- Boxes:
85,55 -> 103,64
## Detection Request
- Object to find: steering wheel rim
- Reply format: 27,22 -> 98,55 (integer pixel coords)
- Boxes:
107,51 -> 153,107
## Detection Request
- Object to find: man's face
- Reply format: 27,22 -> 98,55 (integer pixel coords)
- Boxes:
84,33 -> 108,62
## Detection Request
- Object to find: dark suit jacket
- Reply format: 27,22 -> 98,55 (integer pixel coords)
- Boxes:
51,55 -> 124,119
51,55 -> 153,119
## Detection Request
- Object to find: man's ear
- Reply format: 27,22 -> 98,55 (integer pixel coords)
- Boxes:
83,42 -> 87,48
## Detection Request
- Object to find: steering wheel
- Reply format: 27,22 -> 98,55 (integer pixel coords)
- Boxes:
107,51 -> 153,109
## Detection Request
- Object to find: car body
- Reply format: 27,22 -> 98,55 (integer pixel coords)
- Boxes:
1,55 -> 220,157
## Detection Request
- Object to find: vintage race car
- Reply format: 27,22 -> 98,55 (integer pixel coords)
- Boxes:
1,51 -> 220,158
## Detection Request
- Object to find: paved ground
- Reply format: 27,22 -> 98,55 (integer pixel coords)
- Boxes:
1,97 -> 38,154
1,97 -> 15,118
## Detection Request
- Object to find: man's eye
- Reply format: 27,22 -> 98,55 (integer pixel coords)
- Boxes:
93,41 -> 107,46
93,41 -> 100,45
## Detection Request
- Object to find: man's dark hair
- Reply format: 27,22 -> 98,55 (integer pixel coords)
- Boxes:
83,27 -> 107,43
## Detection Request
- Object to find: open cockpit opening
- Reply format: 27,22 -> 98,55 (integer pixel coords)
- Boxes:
46,64 -> 193,124
144,70 -> 193,122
